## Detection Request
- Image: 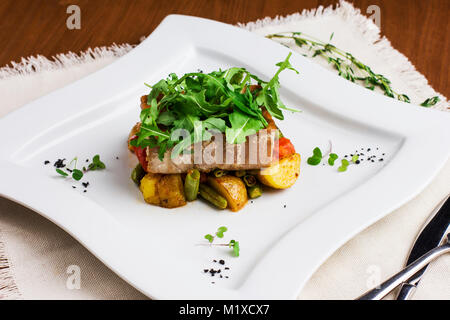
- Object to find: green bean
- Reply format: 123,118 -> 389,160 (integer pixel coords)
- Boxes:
184,169 -> 200,201
199,184 -> 227,209
247,184 -> 263,199
213,169 -> 226,178
235,170 -> 246,177
243,175 -> 257,187
131,163 -> 146,185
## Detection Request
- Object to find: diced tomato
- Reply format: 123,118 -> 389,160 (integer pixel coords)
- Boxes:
274,137 -> 296,160
129,136 -> 148,171
134,146 -> 148,171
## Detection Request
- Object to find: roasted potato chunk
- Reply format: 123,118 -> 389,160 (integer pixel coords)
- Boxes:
158,174 -> 186,208
257,153 -> 300,189
139,173 -> 186,208
207,175 -> 248,212
139,173 -> 161,205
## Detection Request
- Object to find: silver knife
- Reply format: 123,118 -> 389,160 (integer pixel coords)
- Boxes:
396,195 -> 450,300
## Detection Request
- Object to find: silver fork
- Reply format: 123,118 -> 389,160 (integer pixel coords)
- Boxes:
357,234 -> 450,300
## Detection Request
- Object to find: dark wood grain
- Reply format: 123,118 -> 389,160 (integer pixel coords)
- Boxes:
0,0 -> 448,96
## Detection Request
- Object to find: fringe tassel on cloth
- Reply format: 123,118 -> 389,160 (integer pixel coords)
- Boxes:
0,43 -> 134,78
0,232 -> 21,299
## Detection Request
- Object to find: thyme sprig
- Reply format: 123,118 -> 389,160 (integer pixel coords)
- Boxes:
266,32 -> 440,107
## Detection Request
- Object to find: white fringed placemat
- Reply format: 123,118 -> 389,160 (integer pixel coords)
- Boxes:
0,1 -> 448,299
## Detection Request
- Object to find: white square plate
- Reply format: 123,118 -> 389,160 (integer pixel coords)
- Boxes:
0,15 -> 449,299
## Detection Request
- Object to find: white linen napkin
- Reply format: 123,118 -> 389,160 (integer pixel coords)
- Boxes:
0,1 -> 448,300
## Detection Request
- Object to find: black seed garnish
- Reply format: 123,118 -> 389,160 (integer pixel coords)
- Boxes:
85,159 -> 89,162
213,259 -> 217,263
379,158 -> 384,161
82,182 -> 90,188
44,160 -> 50,165
54,159 -> 66,168
83,190 -> 87,193
219,260 -> 225,265
220,275 -> 223,278
224,267 -> 230,270
116,156 -> 119,160
66,168 -> 73,173
225,276 -> 229,279
204,269 -> 208,273
72,186 -> 76,189
355,160 -> 360,164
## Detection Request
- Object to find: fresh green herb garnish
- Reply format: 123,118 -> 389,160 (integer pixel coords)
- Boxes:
328,153 -> 338,166
203,227 -> 239,257
351,154 -> 359,163
55,155 -> 106,180
215,226 -> 228,238
420,96 -> 440,107
72,169 -> 83,181
338,159 -> 350,172
87,154 -> 106,171
133,54 -> 300,160
229,240 -> 240,257
307,147 -> 323,165
56,169 -> 68,177
204,234 -> 214,243
56,157 -> 84,180
266,32 -> 440,107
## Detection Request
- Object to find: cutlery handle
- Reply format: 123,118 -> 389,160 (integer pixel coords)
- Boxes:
357,240 -> 450,300
396,283 -> 417,300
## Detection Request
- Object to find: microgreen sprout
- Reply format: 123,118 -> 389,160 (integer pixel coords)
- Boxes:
202,227 -> 239,257
55,154 -> 106,181
204,234 -> 214,243
215,226 -> 228,238
72,169 -> 83,181
56,157 -> 84,180
56,169 -> 68,177
229,240 -> 240,257
338,159 -> 350,172
351,154 -> 359,163
86,155 -> 106,171
328,153 -> 338,166
307,147 -> 322,165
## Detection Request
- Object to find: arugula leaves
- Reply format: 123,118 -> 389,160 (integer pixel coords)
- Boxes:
134,54 -> 300,160
225,110 -> 264,144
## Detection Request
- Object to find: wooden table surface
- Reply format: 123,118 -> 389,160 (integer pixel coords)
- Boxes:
0,0 -> 448,96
